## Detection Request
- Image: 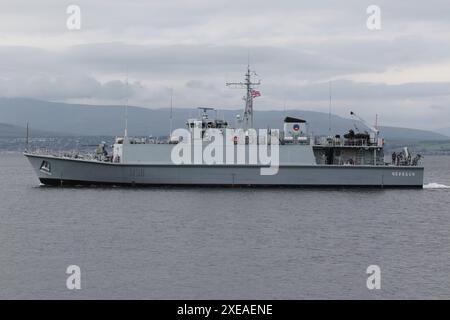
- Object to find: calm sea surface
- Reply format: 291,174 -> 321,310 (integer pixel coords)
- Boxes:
0,153 -> 449,299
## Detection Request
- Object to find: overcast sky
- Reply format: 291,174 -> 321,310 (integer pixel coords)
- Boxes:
1,0 -> 450,129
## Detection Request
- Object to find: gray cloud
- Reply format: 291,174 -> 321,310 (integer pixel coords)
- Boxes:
0,74 -> 144,101
269,80 -> 450,101
0,0 -> 449,130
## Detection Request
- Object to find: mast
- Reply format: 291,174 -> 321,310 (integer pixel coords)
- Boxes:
124,70 -> 129,143
124,103 -> 128,140
226,64 -> 261,129
26,122 -> 29,152
328,81 -> 332,135
169,88 -> 173,139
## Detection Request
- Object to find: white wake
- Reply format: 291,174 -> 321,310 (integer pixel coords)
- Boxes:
423,183 -> 450,189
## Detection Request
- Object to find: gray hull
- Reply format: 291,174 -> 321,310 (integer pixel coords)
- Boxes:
25,153 -> 424,188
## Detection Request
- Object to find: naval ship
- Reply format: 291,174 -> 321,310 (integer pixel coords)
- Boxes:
24,66 -> 424,188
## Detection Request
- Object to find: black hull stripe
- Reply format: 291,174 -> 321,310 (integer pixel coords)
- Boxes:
39,178 -> 423,189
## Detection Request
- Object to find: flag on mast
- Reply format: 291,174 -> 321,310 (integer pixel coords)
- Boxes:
251,90 -> 261,98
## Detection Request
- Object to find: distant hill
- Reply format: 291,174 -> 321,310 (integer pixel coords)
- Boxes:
0,122 -> 65,138
0,97 -> 448,141
0,123 -> 28,138
436,127 -> 450,137
377,126 -> 449,141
